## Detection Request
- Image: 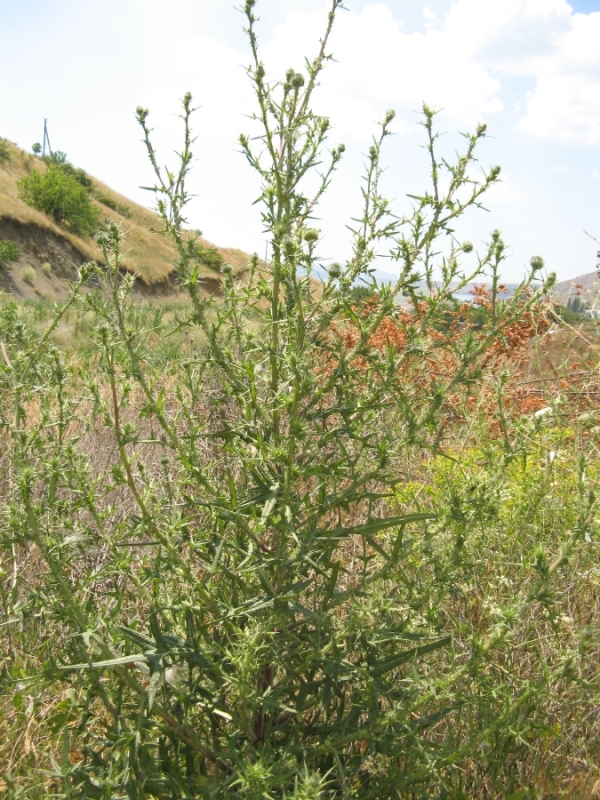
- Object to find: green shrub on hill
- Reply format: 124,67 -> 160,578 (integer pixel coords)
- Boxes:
43,151 -> 93,189
91,188 -> 131,218
0,137 -> 11,165
196,244 -> 223,270
17,164 -> 100,235
0,239 -> 21,269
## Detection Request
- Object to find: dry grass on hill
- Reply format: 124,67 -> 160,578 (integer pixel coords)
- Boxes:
0,139 -> 251,291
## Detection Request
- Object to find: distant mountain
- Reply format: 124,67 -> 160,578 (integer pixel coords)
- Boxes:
553,271 -> 600,307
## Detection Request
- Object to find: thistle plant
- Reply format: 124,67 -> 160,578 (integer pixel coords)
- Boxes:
2,1 -> 596,799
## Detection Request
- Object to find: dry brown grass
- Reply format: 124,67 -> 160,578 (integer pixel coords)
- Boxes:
0,139 -> 251,289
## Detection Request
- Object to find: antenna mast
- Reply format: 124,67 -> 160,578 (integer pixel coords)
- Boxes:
42,119 -> 53,157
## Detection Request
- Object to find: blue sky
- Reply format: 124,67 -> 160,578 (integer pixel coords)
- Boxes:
1,0 -> 599,283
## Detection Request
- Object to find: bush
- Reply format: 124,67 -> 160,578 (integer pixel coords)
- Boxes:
91,189 -> 131,218
18,164 -> 100,234
197,244 -> 224,270
0,239 -> 21,268
43,151 -> 93,189
41,261 -> 52,276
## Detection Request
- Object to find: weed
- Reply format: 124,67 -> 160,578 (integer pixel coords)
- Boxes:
21,266 -> 36,284
0,2 -> 598,798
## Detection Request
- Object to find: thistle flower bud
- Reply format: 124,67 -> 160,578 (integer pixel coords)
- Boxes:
328,262 -> 342,279
476,123 -> 487,137
369,145 -> 378,162
384,110 -> 396,125
530,255 -> 545,271
135,107 -> 149,123
283,236 -> 297,257
462,241 -> 474,253
239,134 -> 249,148
303,228 -> 319,244
285,68 -> 295,84
255,63 -> 265,81
221,262 -> 233,275
491,229 -> 501,242
488,165 -> 501,180
292,72 -> 305,89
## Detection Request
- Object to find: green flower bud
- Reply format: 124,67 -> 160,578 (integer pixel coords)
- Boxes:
476,123 -> 487,137
292,72 -> 305,89
328,262 -> 342,279
491,229 -> 501,242
283,237 -> 297,257
384,109 -> 396,125
285,68 -> 295,84
530,255 -> 545,271
488,165 -> 501,180
303,228 -> 319,244
221,262 -> 233,275
255,63 -> 265,81
462,241 -> 474,253
369,145 -> 378,161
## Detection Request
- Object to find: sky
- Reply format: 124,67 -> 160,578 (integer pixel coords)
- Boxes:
1,0 -> 600,283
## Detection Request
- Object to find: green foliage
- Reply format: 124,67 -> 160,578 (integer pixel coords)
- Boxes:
43,151 -> 93,190
0,137 -> 11,165
32,142 -> 41,155
18,164 -> 100,235
0,239 -> 21,269
346,282 -> 378,304
91,188 -> 131,218
552,302 -> 582,324
196,244 -> 224,270
2,2 -> 597,798
566,295 -> 588,314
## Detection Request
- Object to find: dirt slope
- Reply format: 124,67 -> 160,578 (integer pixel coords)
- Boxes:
0,139 -> 251,299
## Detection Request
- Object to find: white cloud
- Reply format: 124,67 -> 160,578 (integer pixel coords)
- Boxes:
517,12 -> 600,144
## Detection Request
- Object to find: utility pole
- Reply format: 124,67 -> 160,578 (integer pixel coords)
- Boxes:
42,119 -> 52,158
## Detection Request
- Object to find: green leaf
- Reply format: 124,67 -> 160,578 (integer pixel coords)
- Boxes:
58,653 -> 148,672
317,513 -> 435,540
371,635 -> 452,677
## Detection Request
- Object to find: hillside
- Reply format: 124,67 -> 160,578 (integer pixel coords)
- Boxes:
554,267 -> 600,308
0,139 -> 251,299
